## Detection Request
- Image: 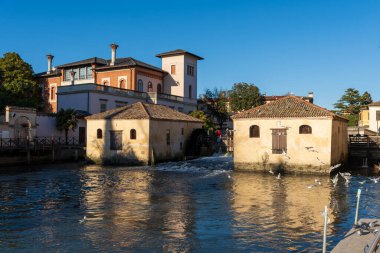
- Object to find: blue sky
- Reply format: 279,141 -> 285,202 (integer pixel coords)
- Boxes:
0,0 -> 379,109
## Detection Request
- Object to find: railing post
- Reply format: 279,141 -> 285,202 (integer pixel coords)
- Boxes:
354,189 -> 361,225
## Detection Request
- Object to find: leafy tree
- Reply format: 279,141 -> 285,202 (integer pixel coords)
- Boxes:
189,110 -> 216,130
360,91 -> 373,106
201,88 -> 229,129
229,82 -> 264,111
334,88 -> 366,115
0,52 -> 42,110
56,108 -> 78,144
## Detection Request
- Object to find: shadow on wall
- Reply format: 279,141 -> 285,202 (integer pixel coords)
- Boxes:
185,129 -> 213,157
87,118 -> 149,166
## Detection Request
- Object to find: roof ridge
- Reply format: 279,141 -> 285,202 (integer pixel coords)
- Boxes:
138,102 -> 151,119
289,95 -> 335,116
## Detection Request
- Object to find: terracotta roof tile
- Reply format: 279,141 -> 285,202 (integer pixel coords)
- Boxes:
231,96 -> 347,121
368,101 -> 380,106
85,102 -> 202,122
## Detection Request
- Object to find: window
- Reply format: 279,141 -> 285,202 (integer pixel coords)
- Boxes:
64,69 -> 71,81
100,101 -> 107,112
171,65 -> 176,74
189,85 -> 192,99
299,125 -> 312,134
272,129 -> 287,154
147,82 -> 153,92
249,125 -> 260,138
50,86 -> 56,101
86,67 -> 92,79
181,128 -> 184,135
103,80 -> 109,86
79,67 -> 86,79
119,79 -> 126,89
180,142 -> 183,150
157,84 -> 162,93
97,129 -> 102,139
110,131 -> 123,150
166,129 -> 170,145
187,65 -> 194,76
137,79 -> 143,91
130,129 -> 136,139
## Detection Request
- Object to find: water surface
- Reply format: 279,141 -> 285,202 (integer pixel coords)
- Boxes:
0,156 -> 379,252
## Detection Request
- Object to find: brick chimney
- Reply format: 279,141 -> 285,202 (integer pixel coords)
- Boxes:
47,54 -> 54,74
110,43 -> 119,66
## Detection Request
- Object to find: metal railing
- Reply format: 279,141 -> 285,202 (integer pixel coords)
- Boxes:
0,136 -> 84,150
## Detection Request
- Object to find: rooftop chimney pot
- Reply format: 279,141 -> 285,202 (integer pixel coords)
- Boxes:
70,70 -> 76,85
110,43 -> 119,66
47,54 -> 54,74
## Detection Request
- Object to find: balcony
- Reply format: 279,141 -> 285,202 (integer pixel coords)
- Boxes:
58,83 -> 197,105
58,83 -> 148,99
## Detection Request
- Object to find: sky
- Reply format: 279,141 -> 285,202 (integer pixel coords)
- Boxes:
0,0 -> 379,109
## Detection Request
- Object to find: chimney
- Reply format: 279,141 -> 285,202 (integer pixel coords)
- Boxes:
70,70 -> 76,85
110,43 -> 119,66
307,92 -> 314,98
47,54 -> 54,74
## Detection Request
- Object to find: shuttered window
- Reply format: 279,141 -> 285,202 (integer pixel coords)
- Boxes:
130,129 -> 136,139
272,129 -> 287,154
110,131 -> 122,150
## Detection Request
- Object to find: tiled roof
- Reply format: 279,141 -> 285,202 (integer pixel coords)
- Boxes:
95,57 -> 164,72
86,102 -> 202,123
55,57 -> 164,73
368,101 -> 380,106
156,49 -> 204,60
56,57 -> 108,68
231,96 -> 347,120
35,68 -> 61,77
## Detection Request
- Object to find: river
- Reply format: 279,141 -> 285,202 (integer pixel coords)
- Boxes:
0,156 -> 379,252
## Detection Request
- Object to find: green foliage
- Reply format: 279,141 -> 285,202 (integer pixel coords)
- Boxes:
56,108 -> 78,143
189,110 -> 216,130
229,82 -> 264,111
334,88 -> 372,115
0,52 -> 42,110
201,88 -> 229,129
347,114 -> 359,127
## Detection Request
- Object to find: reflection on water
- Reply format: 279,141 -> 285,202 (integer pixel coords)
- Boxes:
0,156 -> 379,252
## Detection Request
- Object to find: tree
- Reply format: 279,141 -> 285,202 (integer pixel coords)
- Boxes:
201,88 -> 229,129
56,108 -> 78,144
334,88 -> 362,115
360,91 -> 373,106
0,52 -> 42,110
229,82 -> 264,111
189,110 -> 216,130
334,88 -> 373,126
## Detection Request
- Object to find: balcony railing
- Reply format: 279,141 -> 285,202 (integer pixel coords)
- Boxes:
58,83 -> 147,99
58,83 -> 197,105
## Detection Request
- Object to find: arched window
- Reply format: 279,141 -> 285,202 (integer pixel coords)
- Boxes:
119,79 -> 126,89
299,125 -> 312,134
137,79 -> 143,92
249,125 -> 260,138
50,86 -> 56,101
147,81 -> 153,92
157,84 -> 162,94
130,129 -> 136,139
103,80 -> 109,86
97,129 -> 103,139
